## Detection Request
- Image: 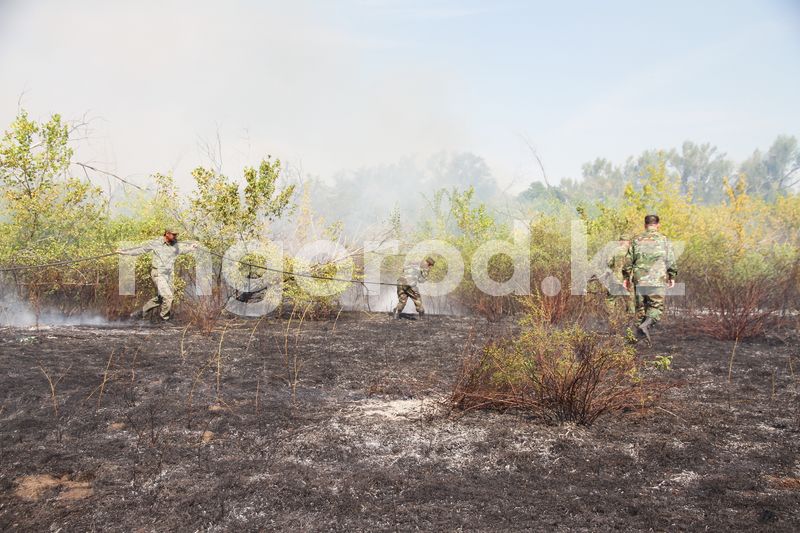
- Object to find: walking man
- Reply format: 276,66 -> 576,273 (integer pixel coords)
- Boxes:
605,233 -> 635,316
623,215 -> 677,344
393,257 -> 435,319
117,229 -> 199,321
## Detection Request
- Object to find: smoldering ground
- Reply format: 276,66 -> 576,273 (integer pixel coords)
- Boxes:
0,314 -> 798,531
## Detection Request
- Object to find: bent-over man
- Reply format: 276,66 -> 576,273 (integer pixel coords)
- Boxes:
605,233 -> 635,315
393,257 -> 435,319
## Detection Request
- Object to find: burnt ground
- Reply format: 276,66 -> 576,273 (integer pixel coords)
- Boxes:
0,313 -> 798,532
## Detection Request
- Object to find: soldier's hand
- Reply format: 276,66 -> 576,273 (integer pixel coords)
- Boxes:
667,279 -> 675,288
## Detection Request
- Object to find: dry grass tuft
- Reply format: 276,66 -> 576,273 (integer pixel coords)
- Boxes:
451,300 -> 671,425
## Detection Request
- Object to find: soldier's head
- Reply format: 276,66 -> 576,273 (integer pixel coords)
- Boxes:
423,257 -> 436,270
164,230 -> 179,244
644,214 -> 660,229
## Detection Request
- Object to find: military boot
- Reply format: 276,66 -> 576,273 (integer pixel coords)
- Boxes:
417,310 -> 425,320
392,309 -> 401,320
638,317 -> 655,345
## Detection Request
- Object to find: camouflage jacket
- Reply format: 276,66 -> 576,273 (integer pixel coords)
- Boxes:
120,238 -> 198,275
623,228 -> 677,287
398,264 -> 429,288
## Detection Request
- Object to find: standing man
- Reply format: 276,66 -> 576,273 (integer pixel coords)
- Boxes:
393,257 -> 435,319
117,229 -> 199,321
605,233 -> 635,316
623,215 -> 677,344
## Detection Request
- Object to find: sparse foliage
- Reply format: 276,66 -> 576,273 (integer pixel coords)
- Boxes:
451,304 -> 668,425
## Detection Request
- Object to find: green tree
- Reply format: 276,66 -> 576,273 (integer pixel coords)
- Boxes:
188,156 -> 295,253
0,109 -> 106,263
0,109 -> 112,318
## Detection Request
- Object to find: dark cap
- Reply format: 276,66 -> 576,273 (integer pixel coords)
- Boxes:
164,229 -> 179,235
424,256 -> 436,266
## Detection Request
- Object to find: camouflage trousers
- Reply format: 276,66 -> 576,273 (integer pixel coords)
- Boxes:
395,284 -> 424,314
634,285 -> 665,323
142,268 -> 174,320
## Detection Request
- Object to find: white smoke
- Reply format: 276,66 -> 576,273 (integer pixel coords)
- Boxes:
0,288 -> 110,328
339,284 -> 465,316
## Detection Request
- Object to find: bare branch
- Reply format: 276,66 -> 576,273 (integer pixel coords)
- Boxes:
73,162 -> 147,191
519,134 -> 551,189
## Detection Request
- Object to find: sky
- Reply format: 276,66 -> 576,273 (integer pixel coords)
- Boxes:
1,0 -> 799,193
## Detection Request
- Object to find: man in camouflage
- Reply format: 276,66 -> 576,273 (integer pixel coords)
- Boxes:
623,215 -> 677,344
605,233 -> 635,315
117,229 -> 199,321
393,257 -> 435,319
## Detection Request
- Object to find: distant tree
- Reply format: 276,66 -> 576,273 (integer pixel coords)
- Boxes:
517,180 -> 570,216
515,139 -> 794,206
581,158 -> 625,196
553,151 -> 665,204
740,135 -> 800,200
305,152 -> 499,235
667,141 -> 733,203
518,180 -> 550,203
426,152 -> 499,200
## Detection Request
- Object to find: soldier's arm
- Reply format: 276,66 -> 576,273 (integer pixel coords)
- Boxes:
621,253 -> 633,281
621,242 -> 634,281
419,267 -> 429,283
665,240 -> 677,280
116,240 -> 154,256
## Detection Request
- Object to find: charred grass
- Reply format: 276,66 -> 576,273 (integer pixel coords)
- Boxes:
0,315 -> 798,531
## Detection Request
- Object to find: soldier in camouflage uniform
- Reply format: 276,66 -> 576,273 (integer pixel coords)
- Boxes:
605,234 -> 635,315
117,230 -> 199,321
393,257 -> 435,319
623,215 -> 677,343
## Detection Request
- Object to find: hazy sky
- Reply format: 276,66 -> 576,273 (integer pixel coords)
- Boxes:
1,0 -> 799,192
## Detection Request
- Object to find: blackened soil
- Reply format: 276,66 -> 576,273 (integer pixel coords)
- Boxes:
0,314 -> 798,532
